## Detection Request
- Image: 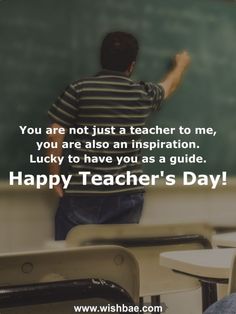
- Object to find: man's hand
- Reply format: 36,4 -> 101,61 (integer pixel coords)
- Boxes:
175,51 -> 191,70
160,50 -> 191,99
54,184 -> 64,198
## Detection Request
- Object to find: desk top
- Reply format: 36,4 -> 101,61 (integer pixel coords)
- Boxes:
160,249 -> 236,279
213,232 -> 236,248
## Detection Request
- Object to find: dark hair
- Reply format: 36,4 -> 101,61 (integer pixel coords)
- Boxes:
100,32 -> 139,72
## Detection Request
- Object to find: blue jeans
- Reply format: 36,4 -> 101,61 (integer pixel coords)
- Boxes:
204,293 -> 236,314
55,193 -> 144,240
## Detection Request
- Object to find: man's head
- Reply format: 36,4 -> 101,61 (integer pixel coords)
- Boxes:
100,31 -> 139,75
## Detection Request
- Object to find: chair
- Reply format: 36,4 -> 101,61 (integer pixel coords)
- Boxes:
201,252 -> 236,313
228,252 -> 236,294
66,223 -> 213,303
0,245 -> 139,313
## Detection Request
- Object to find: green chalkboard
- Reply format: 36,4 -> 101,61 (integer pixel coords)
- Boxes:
0,0 -> 236,178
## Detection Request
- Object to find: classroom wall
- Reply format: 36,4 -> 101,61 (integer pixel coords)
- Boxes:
0,179 -> 235,253
142,179 -> 236,227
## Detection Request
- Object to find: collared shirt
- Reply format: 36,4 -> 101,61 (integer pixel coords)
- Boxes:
48,70 -> 164,195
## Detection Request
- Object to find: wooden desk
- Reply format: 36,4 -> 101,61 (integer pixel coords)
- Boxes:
212,232 -> 236,248
160,249 -> 236,310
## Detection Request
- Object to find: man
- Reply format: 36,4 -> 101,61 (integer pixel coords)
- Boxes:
47,31 -> 190,240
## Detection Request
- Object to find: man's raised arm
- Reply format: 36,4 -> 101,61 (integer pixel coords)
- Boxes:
160,51 -> 191,99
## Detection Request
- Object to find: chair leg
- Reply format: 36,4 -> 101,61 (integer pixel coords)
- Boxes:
139,297 -> 144,313
200,280 -> 217,312
151,295 -> 161,306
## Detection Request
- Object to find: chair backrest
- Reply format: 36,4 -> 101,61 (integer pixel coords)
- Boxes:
0,245 -> 139,312
66,223 -> 213,297
228,252 -> 236,294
